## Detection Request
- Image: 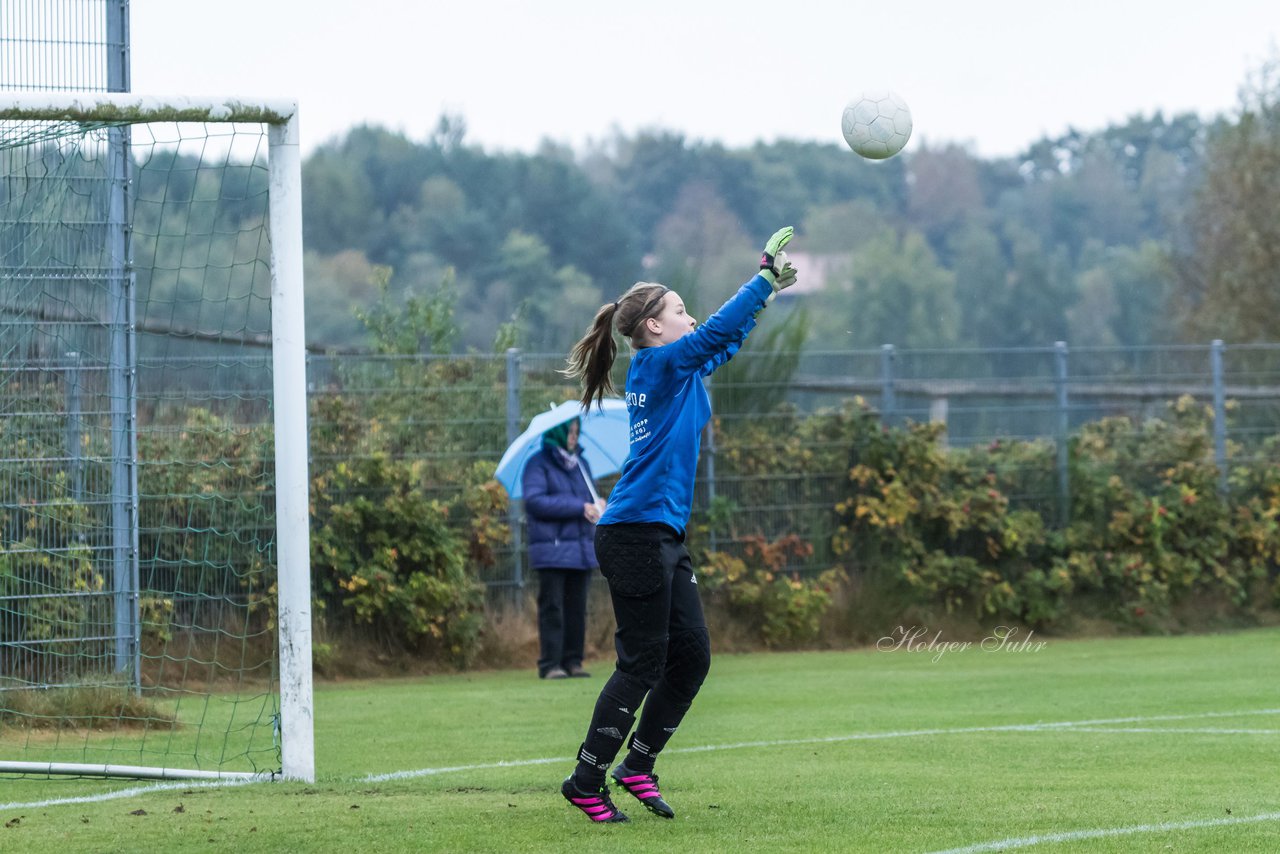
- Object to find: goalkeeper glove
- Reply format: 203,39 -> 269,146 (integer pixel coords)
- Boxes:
759,226 -> 795,289
755,256 -> 799,316
771,253 -> 797,291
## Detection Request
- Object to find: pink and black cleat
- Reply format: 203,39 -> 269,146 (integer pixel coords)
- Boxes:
562,776 -> 630,823
610,765 -> 675,819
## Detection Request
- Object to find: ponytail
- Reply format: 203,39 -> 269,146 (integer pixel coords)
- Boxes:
565,302 -> 620,409
563,282 -> 670,410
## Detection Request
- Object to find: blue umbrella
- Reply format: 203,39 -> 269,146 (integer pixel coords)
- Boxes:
495,399 -> 630,499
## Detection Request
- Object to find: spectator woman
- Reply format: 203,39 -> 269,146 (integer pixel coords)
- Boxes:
522,417 -> 605,680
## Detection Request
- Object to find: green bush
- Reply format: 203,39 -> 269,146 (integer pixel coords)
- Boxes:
0,482 -> 108,683
137,406 -> 275,617
823,394 -> 1278,629
311,453 -> 484,667
0,511 -> 102,643
698,534 -> 839,648
1063,396 -> 1276,619
1226,433 -> 1280,608
827,403 -> 1063,624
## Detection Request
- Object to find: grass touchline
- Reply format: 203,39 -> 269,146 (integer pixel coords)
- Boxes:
926,811 -> 1280,854
8,705 -> 1276,813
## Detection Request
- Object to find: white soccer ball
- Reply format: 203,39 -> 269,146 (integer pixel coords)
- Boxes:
841,90 -> 913,160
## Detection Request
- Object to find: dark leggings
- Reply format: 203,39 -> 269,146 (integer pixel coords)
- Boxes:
572,523 -> 712,785
536,568 -> 591,676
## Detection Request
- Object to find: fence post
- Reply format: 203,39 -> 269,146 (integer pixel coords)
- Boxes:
107,125 -> 139,685
880,344 -> 896,425
929,396 -> 949,448
505,348 -> 524,608
1211,339 -> 1228,494
1054,341 -> 1070,527
64,351 -> 84,502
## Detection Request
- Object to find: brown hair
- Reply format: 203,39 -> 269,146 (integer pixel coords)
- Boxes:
564,282 -> 670,409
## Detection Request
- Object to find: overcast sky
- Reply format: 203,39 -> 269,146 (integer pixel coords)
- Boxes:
131,0 -> 1277,158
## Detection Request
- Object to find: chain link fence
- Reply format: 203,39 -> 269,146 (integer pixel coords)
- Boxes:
0,0 -> 128,93
305,341 -> 1280,595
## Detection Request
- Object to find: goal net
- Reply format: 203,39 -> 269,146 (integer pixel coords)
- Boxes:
0,95 -> 313,781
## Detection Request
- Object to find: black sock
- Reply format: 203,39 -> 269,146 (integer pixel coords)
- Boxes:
619,733 -> 657,775
572,671 -> 647,788
622,680 -> 691,774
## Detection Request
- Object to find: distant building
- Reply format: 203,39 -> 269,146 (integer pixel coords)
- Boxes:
775,251 -> 849,297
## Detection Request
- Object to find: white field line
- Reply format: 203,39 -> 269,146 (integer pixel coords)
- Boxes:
6,707 -> 1277,811
0,777 -> 262,811
925,811 -> 1280,854
363,707 -> 1280,783
1052,726 -> 1280,735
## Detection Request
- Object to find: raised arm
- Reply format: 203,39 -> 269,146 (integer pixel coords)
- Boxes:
668,227 -> 799,376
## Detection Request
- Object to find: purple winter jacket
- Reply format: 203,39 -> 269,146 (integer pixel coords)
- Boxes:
521,446 -> 599,571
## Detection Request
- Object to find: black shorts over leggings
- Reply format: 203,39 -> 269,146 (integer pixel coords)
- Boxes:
594,522 -> 706,684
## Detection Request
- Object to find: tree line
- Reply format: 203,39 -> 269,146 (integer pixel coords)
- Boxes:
296,58 -> 1278,355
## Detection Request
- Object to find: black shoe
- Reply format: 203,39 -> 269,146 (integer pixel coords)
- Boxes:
562,776 -> 629,823
542,667 -> 569,680
611,764 -> 674,819
566,665 -> 591,678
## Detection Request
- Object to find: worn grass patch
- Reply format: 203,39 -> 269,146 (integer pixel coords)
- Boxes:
0,683 -> 177,731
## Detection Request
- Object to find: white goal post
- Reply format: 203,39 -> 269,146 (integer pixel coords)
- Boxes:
0,94 -> 314,783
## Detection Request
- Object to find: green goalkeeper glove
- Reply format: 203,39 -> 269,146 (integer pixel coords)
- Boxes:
772,253 -> 797,291
755,255 -> 799,316
759,226 -> 795,289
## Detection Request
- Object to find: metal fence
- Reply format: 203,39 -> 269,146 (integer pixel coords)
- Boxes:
5,333 -> 1279,684
0,0 -> 128,93
307,341 -> 1280,595
2,1 -> 136,684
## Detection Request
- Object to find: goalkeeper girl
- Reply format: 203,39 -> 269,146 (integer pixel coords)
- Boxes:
559,227 -> 797,823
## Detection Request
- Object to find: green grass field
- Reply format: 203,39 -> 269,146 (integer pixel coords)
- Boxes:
3,627 -> 1278,852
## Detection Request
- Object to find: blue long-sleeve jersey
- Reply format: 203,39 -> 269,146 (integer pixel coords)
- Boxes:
598,274 -> 773,535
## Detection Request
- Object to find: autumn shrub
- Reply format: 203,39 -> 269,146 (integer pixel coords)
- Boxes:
697,533 -> 840,648
1062,396 -> 1277,621
137,407 -> 275,622
310,453 -> 484,668
0,493 -> 104,677
1227,433 -> 1280,608
829,406 -> 1067,626
824,394 -> 1279,631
